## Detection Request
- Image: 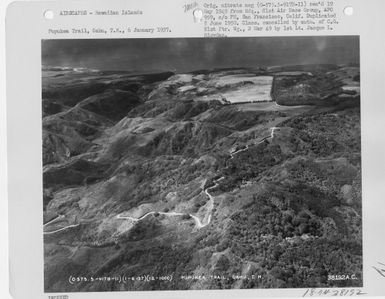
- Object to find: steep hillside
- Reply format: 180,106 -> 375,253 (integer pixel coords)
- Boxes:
43,65 -> 362,292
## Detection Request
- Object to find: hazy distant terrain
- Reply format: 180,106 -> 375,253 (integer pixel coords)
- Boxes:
43,64 -> 362,292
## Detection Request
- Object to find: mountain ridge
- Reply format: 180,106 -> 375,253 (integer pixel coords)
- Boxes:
43,64 -> 362,292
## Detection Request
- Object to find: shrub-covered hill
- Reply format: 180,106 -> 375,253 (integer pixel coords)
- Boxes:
43,65 -> 362,292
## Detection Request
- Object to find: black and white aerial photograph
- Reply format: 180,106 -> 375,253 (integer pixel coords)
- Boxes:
42,36 -> 362,292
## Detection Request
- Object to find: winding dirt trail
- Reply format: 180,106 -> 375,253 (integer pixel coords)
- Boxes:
270,127 -> 277,139
116,176 -> 225,229
43,214 -> 64,227
117,211 -> 206,227
116,126 -> 278,230
44,127 -> 279,234
44,224 -> 80,235
229,127 -> 277,158
43,215 -> 80,235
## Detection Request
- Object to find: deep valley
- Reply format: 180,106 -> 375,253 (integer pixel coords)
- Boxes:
42,64 -> 362,292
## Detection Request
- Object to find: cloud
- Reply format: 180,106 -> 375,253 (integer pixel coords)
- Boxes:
42,36 -> 359,72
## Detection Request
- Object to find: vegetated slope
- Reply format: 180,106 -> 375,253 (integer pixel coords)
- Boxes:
43,65 -> 362,292
271,65 -> 360,106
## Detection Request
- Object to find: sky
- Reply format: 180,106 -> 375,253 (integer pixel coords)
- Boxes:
42,36 -> 359,73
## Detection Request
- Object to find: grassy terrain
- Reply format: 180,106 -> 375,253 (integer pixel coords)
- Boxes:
43,65 -> 362,292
